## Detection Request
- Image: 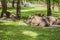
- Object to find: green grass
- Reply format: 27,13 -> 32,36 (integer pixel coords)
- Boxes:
0,6 -> 60,40
0,20 -> 60,40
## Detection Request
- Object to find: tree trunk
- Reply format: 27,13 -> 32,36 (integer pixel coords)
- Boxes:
12,0 -> 15,8
16,0 -> 21,19
52,0 -> 54,13
1,0 -> 7,17
57,0 -> 60,13
47,0 -> 52,16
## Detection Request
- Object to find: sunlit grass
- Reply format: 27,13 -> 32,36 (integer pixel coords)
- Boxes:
22,31 -> 38,38
0,20 -> 20,25
0,30 -> 3,32
21,6 -> 47,12
5,31 -> 14,35
19,20 -> 28,26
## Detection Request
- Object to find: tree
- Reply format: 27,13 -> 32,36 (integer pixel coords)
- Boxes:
52,0 -> 55,13
12,0 -> 15,8
57,0 -> 60,12
47,0 -> 52,16
1,0 -> 7,17
16,0 -> 21,19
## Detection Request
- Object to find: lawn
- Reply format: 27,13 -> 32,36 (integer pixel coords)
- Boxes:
0,6 -> 60,40
0,20 -> 60,40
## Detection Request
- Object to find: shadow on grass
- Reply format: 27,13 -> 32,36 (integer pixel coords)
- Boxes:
0,24 -> 60,40
0,25 -> 34,40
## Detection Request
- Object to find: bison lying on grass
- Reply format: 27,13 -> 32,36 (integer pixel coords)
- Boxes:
0,12 -> 16,20
27,14 -> 60,27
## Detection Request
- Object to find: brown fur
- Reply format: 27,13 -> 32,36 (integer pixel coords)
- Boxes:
1,12 -> 16,19
27,14 -> 49,26
27,14 -> 60,26
54,19 -> 60,25
47,16 -> 57,25
9,14 -> 16,19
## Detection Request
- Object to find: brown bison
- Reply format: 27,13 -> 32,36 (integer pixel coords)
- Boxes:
9,14 -> 16,19
1,12 -> 16,20
27,14 -> 49,26
54,19 -> 60,25
47,16 -> 58,26
27,13 -> 60,27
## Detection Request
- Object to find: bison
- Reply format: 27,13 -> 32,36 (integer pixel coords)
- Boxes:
9,14 -> 16,19
27,14 -> 49,26
27,14 -> 60,27
47,16 -> 58,26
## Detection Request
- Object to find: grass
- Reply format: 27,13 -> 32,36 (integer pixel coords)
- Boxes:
0,20 -> 60,40
0,6 -> 60,40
